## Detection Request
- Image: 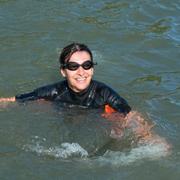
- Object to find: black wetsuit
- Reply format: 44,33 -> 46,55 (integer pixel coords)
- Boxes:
16,80 -> 131,114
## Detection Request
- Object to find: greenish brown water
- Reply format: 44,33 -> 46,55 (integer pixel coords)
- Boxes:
0,0 -> 180,179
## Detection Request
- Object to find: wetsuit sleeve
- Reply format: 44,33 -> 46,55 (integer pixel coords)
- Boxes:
15,91 -> 38,102
15,84 -> 59,102
102,86 -> 131,115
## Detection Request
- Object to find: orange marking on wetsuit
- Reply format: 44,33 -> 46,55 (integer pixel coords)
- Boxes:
104,104 -> 116,114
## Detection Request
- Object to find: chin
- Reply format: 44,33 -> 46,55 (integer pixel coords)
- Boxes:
75,80 -> 91,90
75,85 -> 88,92
69,78 -> 92,92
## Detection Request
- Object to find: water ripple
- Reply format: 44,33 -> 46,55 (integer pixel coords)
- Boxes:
129,75 -> 162,86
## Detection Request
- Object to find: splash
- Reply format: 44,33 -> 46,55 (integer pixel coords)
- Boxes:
23,137 -> 88,159
22,134 -> 170,167
97,139 -> 170,166
23,109 -> 171,166
99,110 -> 171,166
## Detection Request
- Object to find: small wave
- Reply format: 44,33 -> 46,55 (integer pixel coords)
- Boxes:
23,142 -> 88,159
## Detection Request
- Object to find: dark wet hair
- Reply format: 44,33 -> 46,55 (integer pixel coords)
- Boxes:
59,42 -> 93,67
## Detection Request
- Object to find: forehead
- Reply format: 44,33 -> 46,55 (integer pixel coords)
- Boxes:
69,51 -> 91,63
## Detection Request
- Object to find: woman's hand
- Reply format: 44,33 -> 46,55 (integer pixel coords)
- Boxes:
0,97 -> 16,102
0,97 -> 16,108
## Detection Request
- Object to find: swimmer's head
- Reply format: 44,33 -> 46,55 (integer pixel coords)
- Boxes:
59,43 -> 93,66
59,43 -> 95,92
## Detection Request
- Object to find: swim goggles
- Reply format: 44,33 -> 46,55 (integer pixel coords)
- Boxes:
61,60 -> 97,71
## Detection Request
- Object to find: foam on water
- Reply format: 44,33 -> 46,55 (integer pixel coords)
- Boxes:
23,137 -> 88,159
96,141 -> 170,166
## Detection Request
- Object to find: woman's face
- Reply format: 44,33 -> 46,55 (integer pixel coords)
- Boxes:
60,51 -> 94,92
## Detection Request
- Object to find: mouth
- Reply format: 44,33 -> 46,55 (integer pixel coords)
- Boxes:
75,77 -> 87,82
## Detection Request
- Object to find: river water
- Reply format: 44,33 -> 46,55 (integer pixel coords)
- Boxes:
0,0 -> 180,179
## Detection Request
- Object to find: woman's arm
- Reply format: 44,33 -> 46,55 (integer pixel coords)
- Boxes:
103,86 -> 131,115
0,82 -> 60,104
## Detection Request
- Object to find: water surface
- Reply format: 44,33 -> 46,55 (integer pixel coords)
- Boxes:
0,0 -> 180,179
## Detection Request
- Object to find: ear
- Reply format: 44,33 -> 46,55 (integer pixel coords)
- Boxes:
60,68 -> 66,77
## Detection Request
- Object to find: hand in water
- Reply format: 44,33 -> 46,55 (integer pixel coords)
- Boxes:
102,111 -> 152,140
0,97 -> 16,108
102,110 -> 171,153
124,111 -> 154,141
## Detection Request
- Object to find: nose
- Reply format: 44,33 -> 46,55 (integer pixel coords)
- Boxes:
77,66 -> 85,75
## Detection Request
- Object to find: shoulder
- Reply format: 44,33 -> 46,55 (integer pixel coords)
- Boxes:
92,80 -> 118,96
91,80 -> 110,89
